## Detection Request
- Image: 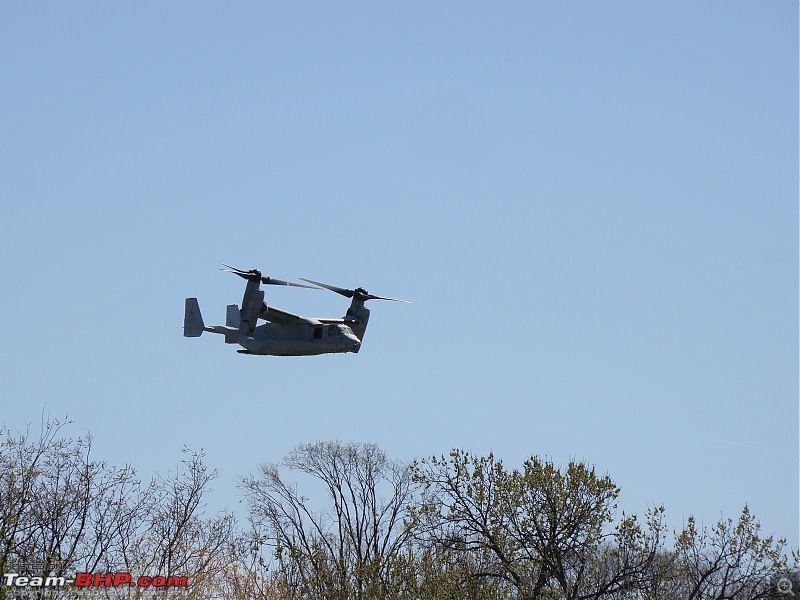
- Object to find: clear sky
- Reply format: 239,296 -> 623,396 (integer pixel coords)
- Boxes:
1,2 -> 797,547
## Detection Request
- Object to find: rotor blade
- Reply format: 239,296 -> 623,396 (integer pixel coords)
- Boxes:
299,278 -> 355,298
261,276 -> 318,289
221,263 -> 254,276
300,278 -> 411,303
222,265 -> 315,288
221,265 -> 242,274
221,263 -> 247,273
221,264 -> 259,280
363,293 -> 411,303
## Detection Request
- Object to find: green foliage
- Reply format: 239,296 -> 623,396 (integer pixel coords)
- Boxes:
675,505 -> 795,600
1,420 -> 796,600
412,450 -> 667,600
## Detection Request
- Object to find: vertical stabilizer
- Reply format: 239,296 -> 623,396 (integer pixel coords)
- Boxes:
225,305 -> 240,343
184,298 -> 204,337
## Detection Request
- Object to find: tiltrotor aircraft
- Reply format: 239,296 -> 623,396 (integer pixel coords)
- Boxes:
184,265 -> 409,356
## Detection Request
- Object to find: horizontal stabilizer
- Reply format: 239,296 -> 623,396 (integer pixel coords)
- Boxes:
184,298 -> 204,337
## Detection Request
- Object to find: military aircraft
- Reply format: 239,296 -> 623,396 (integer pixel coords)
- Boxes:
184,265 -> 409,356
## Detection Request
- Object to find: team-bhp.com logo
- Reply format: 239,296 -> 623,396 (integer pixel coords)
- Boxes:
3,572 -> 187,589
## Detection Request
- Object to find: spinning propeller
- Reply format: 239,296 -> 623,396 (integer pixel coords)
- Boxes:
222,264 -> 317,289
299,278 -> 411,303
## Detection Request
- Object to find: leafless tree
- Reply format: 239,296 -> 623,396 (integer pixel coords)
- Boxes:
112,447 -> 238,600
0,417 -> 143,599
240,441 -> 418,600
0,418 -> 238,600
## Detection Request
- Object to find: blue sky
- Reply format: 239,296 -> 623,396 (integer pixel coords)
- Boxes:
1,2 -> 797,547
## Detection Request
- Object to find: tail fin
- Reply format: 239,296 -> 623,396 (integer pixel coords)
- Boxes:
226,304 -> 240,328
184,298 -> 205,337
225,305 -> 240,343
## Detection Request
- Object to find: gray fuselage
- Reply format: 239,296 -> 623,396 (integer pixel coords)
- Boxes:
237,322 -> 361,356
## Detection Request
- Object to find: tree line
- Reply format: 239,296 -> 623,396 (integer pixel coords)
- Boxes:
0,418 -> 795,599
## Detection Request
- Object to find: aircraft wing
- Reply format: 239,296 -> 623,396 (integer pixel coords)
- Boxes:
260,305 -> 322,326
